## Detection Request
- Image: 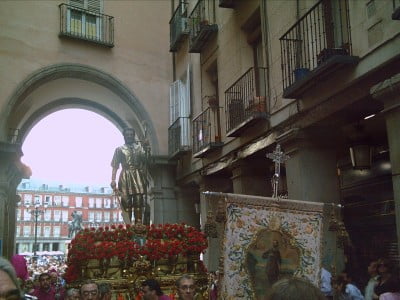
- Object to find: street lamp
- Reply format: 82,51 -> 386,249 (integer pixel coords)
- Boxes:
26,199 -> 47,259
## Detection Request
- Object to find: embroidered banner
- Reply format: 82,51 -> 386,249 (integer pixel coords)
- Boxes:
206,193 -> 324,300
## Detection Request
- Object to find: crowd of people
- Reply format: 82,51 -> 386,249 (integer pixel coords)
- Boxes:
1,253 -> 400,300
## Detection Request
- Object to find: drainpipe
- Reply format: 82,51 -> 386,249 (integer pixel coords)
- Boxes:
171,0 -> 176,81
260,0 -> 271,114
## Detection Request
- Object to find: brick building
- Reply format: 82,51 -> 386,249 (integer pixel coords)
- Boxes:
16,180 -> 123,254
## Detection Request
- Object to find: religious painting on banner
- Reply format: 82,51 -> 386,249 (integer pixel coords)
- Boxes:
209,193 -> 324,300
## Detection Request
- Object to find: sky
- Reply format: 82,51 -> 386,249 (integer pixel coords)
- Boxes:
21,109 -> 124,187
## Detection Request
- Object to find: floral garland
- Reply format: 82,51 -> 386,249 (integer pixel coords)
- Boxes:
64,223 -> 208,283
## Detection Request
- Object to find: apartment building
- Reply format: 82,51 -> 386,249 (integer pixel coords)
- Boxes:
16,180 -> 123,254
167,0 -> 400,271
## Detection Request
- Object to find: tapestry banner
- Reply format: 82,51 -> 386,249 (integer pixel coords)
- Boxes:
207,193 -> 324,300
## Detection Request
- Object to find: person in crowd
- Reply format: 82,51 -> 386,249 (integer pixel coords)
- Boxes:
209,271 -> 218,300
0,256 -> 24,300
48,269 -> 65,300
80,280 -> 99,300
266,277 -> 327,300
66,288 -> 80,300
333,274 -> 364,300
364,260 -> 379,300
98,283 -> 112,300
31,272 -> 61,300
11,254 -> 29,282
320,267 -> 333,299
141,279 -> 171,300
176,275 -> 195,300
374,258 -> 399,298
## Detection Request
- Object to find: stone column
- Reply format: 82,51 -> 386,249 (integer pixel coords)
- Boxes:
174,186 -> 200,228
149,156 -> 179,225
371,73 -> 400,259
0,141 -> 27,258
230,158 -> 272,196
277,127 -> 344,272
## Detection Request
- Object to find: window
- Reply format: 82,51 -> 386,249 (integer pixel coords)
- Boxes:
34,195 -> 42,205
54,210 -> 61,222
44,227 -> 51,237
23,226 -> 31,237
95,212 -> 102,222
36,226 -> 42,237
113,212 -> 118,222
89,197 -> 95,208
24,194 -> 32,206
104,198 -> 111,208
62,196 -> 69,207
104,211 -> 110,222
62,210 -> 69,222
67,0 -> 103,39
169,64 -> 191,149
96,198 -> 102,208
16,226 -> 21,237
75,197 -> 83,207
44,195 -> 52,206
89,212 -> 95,222
16,209 -> 21,221
118,212 -> 123,222
44,210 -> 52,222
54,196 -> 62,206
53,226 -> 61,237
23,210 -> 31,221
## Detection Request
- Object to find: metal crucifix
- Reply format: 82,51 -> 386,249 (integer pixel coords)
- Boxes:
266,144 -> 289,198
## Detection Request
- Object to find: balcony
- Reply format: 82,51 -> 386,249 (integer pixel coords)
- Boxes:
170,2 -> 189,52
193,106 -> 223,158
59,3 -> 114,47
280,0 -> 358,98
188,0 -> 218,53
219,0 -> 234,8
168,117 -> 191,159
225,67 -> 268,137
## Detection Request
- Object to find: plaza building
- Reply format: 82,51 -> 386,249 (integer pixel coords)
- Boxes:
0,0 -> 399,279
16,180 -> 123,254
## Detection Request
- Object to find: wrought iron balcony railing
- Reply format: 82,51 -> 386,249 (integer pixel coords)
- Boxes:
225,67 -> 268,136
170,2 -> 189,52
188,0 -> 218,53
168,117 -> 191,158
280,0 -> 356,98
193,106 -> 223,157
59,3 -> 114,47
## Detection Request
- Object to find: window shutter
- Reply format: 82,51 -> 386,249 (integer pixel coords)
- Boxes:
183,64 -> 191,118
69,0 -> 84,8
169,81 -> 180,125
87,0 -> 102,13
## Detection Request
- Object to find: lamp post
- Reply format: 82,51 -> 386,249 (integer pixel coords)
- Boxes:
26,200 -> 47,259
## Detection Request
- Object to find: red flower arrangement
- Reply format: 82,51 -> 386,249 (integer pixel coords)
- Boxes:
64,223 -> 208,283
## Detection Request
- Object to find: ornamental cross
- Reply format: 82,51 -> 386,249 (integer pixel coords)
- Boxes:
266,144 -> 289,198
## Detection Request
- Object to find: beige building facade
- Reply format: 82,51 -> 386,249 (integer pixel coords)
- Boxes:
168,0 -> 400,274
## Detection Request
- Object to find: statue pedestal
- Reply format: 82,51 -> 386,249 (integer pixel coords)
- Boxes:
65,224 -> 209,299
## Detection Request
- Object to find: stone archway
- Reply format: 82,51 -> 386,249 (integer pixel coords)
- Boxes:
3,63 -> 159,154
0,63 -> 167,257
